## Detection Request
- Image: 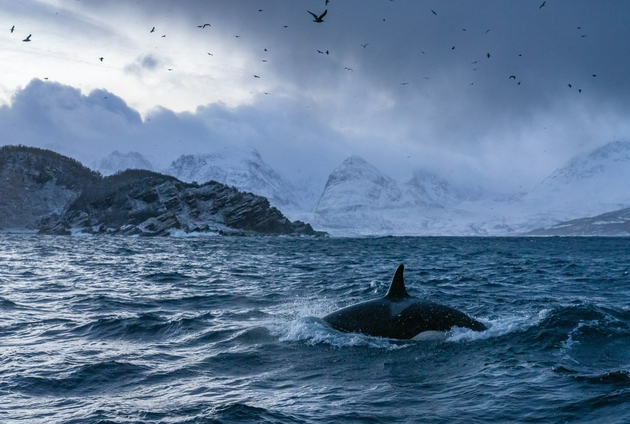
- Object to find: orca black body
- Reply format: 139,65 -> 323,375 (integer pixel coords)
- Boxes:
322,264 -> 486,339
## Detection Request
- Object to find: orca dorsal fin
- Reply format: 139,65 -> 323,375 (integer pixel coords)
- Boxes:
385,264 -> 410,300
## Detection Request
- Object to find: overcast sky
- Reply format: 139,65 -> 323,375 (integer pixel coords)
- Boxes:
1,0 -> 630,193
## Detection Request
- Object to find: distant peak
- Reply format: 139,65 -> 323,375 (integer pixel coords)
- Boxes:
342,155 -> 369,165
588,139 -> 630,160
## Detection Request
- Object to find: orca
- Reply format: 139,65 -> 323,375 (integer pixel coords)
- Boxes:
322,264 -> 486,339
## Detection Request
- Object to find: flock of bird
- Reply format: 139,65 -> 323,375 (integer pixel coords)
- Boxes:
8,1 -> 598,96
297,3 -> 596,93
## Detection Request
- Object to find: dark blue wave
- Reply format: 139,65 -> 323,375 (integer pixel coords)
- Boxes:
14,361 -> 151,396
2,236 -> 630,423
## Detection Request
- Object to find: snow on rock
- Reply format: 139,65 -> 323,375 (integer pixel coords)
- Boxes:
525,140 -> 630,213
0,146 -> 325,237
404,168 -> 482,207
310,140 -> 630,236
40,169 -> 324,237
528,207 -> 630,236
488,139 -> 630,232
316,156 -> 408,212
312,155 -> 456,235
165,147 -> 301,211
96,151 -> 153,176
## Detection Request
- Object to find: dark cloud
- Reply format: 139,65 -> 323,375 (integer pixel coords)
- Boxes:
3,1 -> 630,193
0,80 -> 142,159
0,79 -> 338,191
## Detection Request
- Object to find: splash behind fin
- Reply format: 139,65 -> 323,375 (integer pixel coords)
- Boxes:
385,264 -> 410,300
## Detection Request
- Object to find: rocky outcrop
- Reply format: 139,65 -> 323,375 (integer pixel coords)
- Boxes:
0,146 -> 325,236
165,147 -> 302,211
527,207 -> 630,236
0,145 -> 100,230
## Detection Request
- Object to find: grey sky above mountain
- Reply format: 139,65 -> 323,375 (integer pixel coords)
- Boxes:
1,0 -> 629,193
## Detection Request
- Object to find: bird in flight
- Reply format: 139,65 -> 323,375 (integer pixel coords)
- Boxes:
509,75 -> 516,79
254,75 -> 260,78
308,9 -> 327,23
344,67 -> 353,71
197,23 -> 211,28
431,10 -> 437,15
99,57 -> 104,62
150,27 -> 155,33
539,1 -> 546,9
10,25 -> 15,33
360,43 -> 369,48
22,34 -> 31,42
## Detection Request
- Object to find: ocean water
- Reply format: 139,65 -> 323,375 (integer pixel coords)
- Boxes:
1,235 -> 630,423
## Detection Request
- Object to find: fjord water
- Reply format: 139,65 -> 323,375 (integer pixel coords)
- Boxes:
1,235 -> 630,423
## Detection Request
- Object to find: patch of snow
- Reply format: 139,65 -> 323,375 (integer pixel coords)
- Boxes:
308,140 -> 630,236
164,146 -> 304,211
96,151 -> 153,176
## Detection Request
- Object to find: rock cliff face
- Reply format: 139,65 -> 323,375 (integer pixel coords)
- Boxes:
0,146 -> 324,236
0,145 -> 100,230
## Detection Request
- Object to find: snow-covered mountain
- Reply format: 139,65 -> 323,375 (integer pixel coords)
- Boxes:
307,140 -> 630,236
315,156 -> 409,212
523,140 -> 630,215
310,155 -> 479,235
481,139 -> 630,232
164,147 -> 302,211
7,138 -> 630,236
82,140 -> 630,236
96,151 -> 153,176
404,169 -> 485,207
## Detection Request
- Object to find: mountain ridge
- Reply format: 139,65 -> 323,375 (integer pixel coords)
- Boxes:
0,146 -> 324,237
24,138 -> 630,236
164,147 -> 303,211
310,139 -> 630,236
